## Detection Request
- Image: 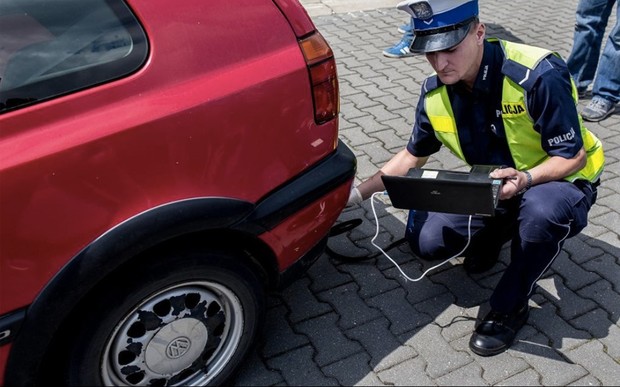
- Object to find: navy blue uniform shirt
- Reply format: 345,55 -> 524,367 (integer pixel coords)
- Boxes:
406,39 -> 584,167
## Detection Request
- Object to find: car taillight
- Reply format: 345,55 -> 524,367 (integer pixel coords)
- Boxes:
299,32 -> 339,125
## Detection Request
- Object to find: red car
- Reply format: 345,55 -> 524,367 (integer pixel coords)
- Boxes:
0,0 -> 355,385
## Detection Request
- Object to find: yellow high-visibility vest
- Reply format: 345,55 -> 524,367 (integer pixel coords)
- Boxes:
425,39 -> 604,182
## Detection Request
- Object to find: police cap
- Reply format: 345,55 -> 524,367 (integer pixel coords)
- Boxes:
397,0 -> 479,53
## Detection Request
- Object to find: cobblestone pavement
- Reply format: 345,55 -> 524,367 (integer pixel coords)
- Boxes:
233,0 -> 620,385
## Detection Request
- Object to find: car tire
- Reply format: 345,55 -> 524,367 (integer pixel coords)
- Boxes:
62,248 -> 265,386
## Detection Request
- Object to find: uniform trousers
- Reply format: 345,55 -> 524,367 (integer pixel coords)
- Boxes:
405,179 -> 598,314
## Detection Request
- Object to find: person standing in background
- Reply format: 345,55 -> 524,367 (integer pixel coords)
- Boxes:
567,0 -> 619,122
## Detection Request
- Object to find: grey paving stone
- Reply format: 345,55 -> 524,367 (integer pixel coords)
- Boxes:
516,322 -> 545,345
321,352 -> 382,386
435,361 -> 487,386
337,260 -> 401,299
570,307 -> 620,360
354,141 -> 397,165
349,115 -> 391,135
585,231 -> 620,258
316,282 -> 382,330
367,287 -> 433,335
376,356 -> 434,386
339,127 -> 377,149
402,323 -> 472,379
562,234 -> 609,265
260,304 -> 309,358
373,244 -> 421,272
528,302 -> 592,352
266,345 -> 339,386
387,262 -> 451,304
428,266 -> 494,309
511,332 -> 589,386
355,64 -> 389,81
568,374 -> 603,386
339,82 -> 364,99
581,221 -> 611,238
544,277 -> 598,320
451,336 -> 531,385
295,312 -> 363,367
345,316 -> 418,372
324,237 -> 374,263
281,277 -> 333,324
307,255 -> 354,293
232,350 -> 284,386
430,302 -> 478,342
376,67 -> 414,84
550,250 -> 601,290
563,340 -> 620,386
372,128 -> 409,150
496,367 -> 542,386
599,323 -> 620,361
340,100 -> 370,120
363,104 -> 402,123
347,91 -> 381,110
588,207 -> 620,238
338,67 -> 373,85
367,77 -> 409,97
583,248 -> 620,291
576,279 -> 620,323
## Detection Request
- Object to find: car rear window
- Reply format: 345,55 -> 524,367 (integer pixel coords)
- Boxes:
0,0 -> 148,113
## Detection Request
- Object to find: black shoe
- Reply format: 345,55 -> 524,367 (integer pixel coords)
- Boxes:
469,305 -> 529,356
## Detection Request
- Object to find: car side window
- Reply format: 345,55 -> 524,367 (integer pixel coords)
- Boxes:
0,0 -> 148,113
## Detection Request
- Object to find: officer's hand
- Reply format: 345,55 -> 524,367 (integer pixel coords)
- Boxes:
490,167 -> 520,199
346,186 -> 363,207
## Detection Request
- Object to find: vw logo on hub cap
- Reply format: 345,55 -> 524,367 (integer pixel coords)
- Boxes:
166,337 -> 191,359
144,318 -> 208,374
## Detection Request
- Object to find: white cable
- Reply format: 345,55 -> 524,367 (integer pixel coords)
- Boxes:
370,191 -> 473,282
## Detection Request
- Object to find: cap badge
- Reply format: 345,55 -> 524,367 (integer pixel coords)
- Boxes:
409,1 -> 434,20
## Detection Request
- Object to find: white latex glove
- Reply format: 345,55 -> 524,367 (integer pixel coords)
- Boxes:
346,186 -> 363,207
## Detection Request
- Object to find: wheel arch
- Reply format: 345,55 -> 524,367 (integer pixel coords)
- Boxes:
4,197 -> 279,386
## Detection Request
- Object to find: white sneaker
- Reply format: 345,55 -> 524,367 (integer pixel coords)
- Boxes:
581,97 -> 616,122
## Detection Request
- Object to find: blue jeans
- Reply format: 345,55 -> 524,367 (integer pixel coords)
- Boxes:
567,0 -> 620,103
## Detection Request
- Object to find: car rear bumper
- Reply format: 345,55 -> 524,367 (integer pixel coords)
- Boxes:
239,140 -> 356,232
237,139 -> 356,287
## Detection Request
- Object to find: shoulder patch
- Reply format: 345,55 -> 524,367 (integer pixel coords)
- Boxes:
423,75 -> 441,93
502,55 -> 555,92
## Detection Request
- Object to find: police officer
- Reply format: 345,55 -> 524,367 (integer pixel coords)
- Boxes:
347,0 -> 605,357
